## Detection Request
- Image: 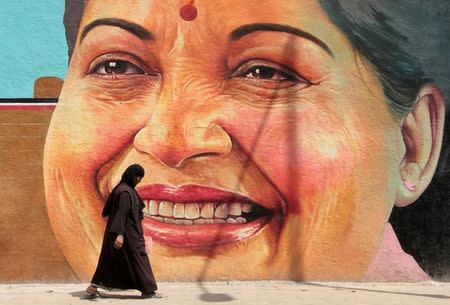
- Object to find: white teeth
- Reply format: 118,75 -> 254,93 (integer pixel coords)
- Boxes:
226,218 -> 237,224
145,201 -> 257,224
164,218 -> 175,223
242,203 -> 253,213
185,204 -> 200,219
214,203 -> 228,219
236,217 -> 246,224
200,203 -> 214,219
194,218 -> 206,225
142,200 -> 148,213
174,219 -> 193,225
151,216 -> 164,221
228,202 -> 242,216
159,201 -> 173,217
173,203 -> 185,219
149,200 -> 159,216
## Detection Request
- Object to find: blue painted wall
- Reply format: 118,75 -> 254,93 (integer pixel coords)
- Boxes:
0,1 -> 66,97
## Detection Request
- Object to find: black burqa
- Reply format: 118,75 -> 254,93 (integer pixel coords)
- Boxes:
91,164 -> 157,294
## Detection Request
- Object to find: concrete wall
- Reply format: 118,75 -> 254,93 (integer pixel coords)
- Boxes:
0,0 -> 449,283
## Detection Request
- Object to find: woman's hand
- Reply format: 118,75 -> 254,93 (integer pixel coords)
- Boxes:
114,234 -> 124,249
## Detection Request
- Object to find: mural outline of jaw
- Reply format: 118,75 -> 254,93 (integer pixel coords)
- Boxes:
43,0 -> 446,282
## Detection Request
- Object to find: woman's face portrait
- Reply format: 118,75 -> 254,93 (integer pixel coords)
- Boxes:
43,0 -> 445,281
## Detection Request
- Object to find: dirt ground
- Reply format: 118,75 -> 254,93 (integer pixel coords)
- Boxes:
1,281 -> 449,305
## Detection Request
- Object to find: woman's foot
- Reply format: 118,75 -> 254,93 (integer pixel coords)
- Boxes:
141,292 -> 163,299
85,285 -> 101,298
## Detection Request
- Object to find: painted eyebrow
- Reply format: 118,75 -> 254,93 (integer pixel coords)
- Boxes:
79,18 -> 153,43
229,23 -> 334,58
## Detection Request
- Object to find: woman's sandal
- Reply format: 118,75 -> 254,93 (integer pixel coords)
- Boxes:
85,285 -> 102,298
141,292 -> 163,299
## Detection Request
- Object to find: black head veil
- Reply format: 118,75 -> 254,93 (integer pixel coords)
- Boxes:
120,164 -> 145,188
102,164 -> 145,217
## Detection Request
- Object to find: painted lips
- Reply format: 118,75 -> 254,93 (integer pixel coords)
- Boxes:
137,184 -> 273,248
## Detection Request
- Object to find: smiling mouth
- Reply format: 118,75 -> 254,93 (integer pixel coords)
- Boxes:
143,200 -> 270,224
137,184 -> 274,248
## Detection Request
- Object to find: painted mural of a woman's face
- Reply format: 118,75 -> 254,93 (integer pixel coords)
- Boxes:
43,0 -> 445,281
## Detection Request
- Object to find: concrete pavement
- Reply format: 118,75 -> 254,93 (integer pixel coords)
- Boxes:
1,281 -> 449,305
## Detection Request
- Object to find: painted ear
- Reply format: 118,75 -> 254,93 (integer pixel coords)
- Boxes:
395,84 -> 446,207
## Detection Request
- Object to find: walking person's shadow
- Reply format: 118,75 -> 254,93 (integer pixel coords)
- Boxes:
70,290 -> 143,300
197,282 -> 234,303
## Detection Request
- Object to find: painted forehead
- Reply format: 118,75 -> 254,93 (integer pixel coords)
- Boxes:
65,0 -> 200,57
81,0 -> 201,21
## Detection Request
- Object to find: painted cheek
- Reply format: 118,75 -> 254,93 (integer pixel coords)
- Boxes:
280,137 -> 356,215
53,93 -> 148,173
91,111 -> 146,166
221,106 -> 358,215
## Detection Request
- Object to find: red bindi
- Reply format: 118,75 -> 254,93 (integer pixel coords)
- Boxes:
180,0 -> 197,21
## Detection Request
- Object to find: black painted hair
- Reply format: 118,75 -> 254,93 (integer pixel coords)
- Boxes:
64,0 -> 426,117
64,0 -> 84,61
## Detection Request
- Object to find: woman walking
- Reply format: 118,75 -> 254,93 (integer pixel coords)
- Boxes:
86,164 -> 161,299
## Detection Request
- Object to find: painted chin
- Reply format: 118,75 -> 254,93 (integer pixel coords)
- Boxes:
137,184 -> 278,249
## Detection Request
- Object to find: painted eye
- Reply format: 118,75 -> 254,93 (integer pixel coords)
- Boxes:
91,60 -> 145,75
233,61 -> 310,90
244,66 -> 291,81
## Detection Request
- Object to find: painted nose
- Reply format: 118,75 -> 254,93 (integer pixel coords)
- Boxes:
133,104 -> 232,168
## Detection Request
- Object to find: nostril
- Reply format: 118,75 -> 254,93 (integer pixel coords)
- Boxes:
167,151 -> 229,168
181,152 -> 224,164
